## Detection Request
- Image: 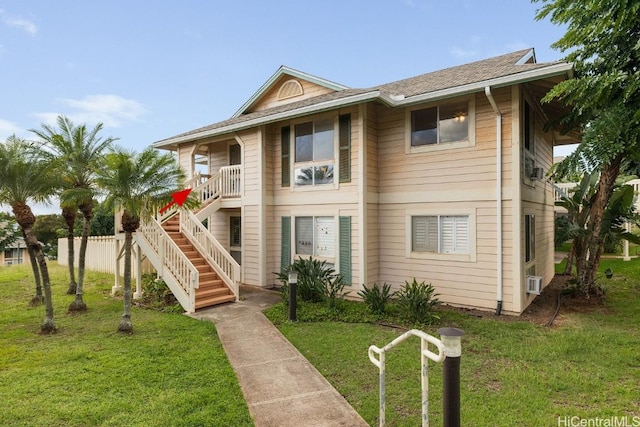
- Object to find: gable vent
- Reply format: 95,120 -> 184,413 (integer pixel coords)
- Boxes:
277,79 -> 304,100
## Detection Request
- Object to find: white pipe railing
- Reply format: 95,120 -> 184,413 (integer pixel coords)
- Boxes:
368,330 -> 446,427
138,217 -> 199,312
179,209 -> 240,301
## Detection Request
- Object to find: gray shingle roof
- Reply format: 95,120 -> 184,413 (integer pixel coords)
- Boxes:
154,49 -> 568,148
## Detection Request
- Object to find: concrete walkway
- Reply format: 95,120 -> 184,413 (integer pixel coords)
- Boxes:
191,286 -> 369,427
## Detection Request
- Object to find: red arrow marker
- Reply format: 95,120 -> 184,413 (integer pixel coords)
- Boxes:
159,188 -> 192,214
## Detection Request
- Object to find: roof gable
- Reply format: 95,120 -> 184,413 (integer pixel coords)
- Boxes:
232,66 -> 349,118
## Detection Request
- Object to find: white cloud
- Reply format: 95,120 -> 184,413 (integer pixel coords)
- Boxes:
0,118 -> 23,140
34,94 -> 147,128
0,9 -> 38,36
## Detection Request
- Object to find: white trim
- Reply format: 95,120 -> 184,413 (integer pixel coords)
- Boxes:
232,65 -> 349,118
154,61 -> 573,150
258,127 -> 266,285
515,49 -> 536,65
393,63 -> 572,107
511,86 -> 523,313
358,104 -> 367,291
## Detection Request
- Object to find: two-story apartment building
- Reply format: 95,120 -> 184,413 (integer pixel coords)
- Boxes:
142,49 -> 578,315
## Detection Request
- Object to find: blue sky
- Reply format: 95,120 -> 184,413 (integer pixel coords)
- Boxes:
1,1 -> 576,213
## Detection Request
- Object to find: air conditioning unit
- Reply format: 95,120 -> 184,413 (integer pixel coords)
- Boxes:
526,276 -> 542,295
530,167 -> 544,180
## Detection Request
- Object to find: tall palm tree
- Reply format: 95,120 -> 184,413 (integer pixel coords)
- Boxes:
31,115 -> 117,312
97,146 -> 185,333
0,135 -> 58,333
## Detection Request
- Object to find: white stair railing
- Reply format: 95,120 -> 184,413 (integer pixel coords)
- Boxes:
368,330 -> 446,427
179,209 -> 240,301
137,216 -> 199,312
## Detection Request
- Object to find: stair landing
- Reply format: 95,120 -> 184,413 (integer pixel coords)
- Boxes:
162,215 -> 235,309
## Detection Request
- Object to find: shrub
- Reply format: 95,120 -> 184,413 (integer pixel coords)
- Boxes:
326,274 -> 349,309
274,257 -> 348,308
396,278 -> 440,324
358,282 -> 393,315
140,275 -> 180,311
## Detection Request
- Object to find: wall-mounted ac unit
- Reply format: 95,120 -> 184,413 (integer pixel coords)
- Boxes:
526,276 -> 542,295
530,167 -> 544,180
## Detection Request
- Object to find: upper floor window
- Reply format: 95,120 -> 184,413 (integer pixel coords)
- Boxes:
411,101 -> 468,146
294,119 -> 335,186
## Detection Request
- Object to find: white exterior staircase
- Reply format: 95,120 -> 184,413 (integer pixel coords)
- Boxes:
133,166 -> 242,313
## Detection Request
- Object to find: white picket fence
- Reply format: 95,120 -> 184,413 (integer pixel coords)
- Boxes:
57,236 -> 154,277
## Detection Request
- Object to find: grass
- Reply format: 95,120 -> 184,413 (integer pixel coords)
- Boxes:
265,258 -> 640,427
0,263 -> 252,427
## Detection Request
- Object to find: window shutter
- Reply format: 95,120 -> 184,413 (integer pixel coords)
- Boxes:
412,216 -> 438,252
339,216 -> 351,284
281,126 -> 290,187
281,216 -> 291,271
339,114 -> 351,183
441,216 -> 468,254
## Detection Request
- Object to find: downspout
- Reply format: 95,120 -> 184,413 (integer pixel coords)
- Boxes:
485,86 -> 503,315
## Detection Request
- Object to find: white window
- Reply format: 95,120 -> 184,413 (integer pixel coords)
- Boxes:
295,216 -> 335,258
294,119 -> 335,186
411,101 -> 468,146
412,215 -> 469,254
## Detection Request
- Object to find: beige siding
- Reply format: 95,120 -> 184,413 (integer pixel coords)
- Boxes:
249,76 -> 337,113
177,143 -> 194,178
373,89 -> 517,312
519,88 -> 556,310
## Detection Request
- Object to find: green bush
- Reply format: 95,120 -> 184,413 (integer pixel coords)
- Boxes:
274,257 -> 348,308
396,278 -> 440,324
358,282 -> 393,315
140,274 -> 180,311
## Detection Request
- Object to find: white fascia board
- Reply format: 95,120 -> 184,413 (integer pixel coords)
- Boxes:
394,63 -> 573,107
231,66 -> 349,119
154,91 -> 380,148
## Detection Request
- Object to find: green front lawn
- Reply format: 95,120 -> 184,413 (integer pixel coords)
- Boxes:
266,258 -> 640,426
0,264 -> 252,427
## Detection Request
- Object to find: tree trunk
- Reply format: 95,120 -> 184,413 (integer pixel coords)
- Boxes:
563,244 -> 575,275
69,202 -> 91,312
62,206 -> 77,295
578,155 -> 623,292
25,230 -> 44,307
118,230 -> 133,333
12,202 -> 56,334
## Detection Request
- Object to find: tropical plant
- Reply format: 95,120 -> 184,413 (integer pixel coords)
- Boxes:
535,0 -> 640,289
396,278 -> 440,324
358,282 -> 394,315
0,212 -> 19,251
0,135 -> 58,333
96,146 -> 185,333
325,274 -> 348,309
31,115 -> 117,311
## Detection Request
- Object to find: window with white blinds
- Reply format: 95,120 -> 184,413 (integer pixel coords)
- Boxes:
295,216 -> 335,258
412,215 -> 469,254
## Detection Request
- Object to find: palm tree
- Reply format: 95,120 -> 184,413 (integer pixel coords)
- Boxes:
0,135 -> 58,333
31,115 -> 117,312
97,146 -> 185,333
